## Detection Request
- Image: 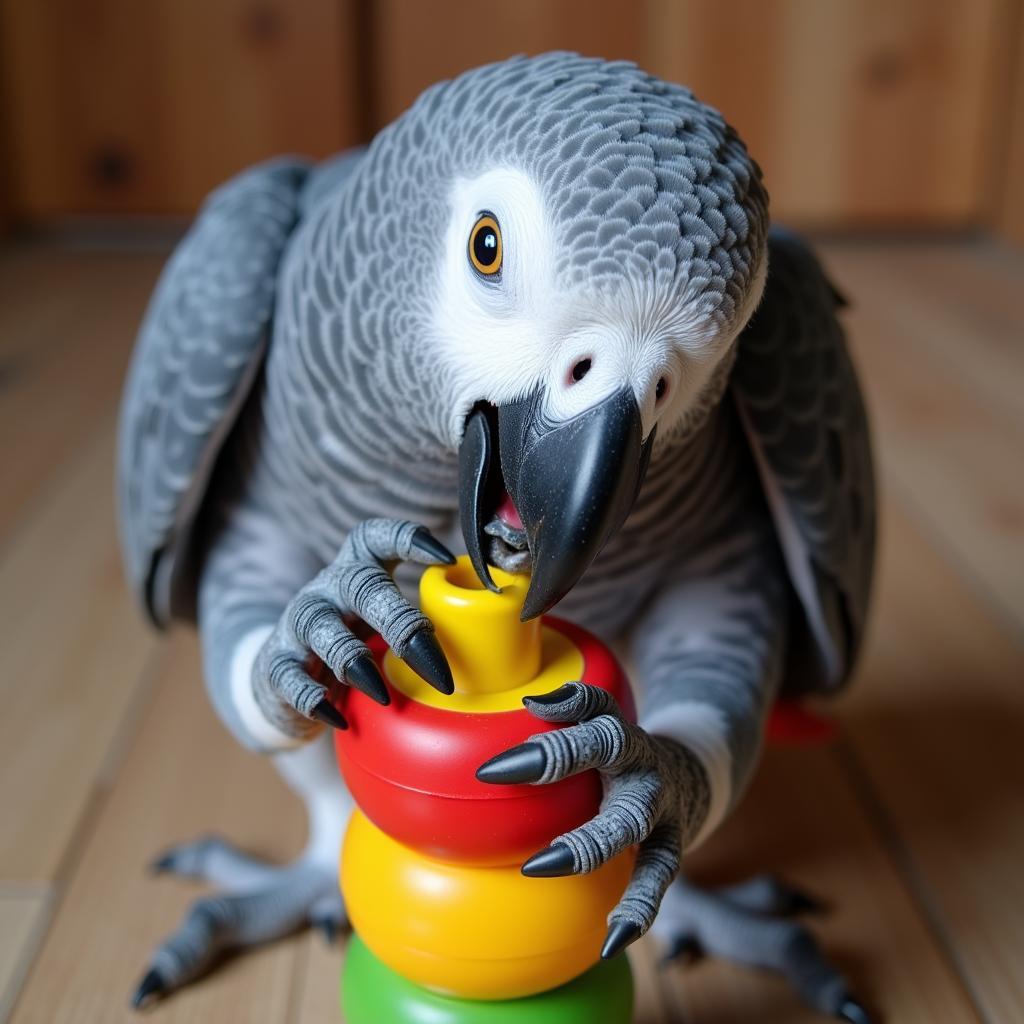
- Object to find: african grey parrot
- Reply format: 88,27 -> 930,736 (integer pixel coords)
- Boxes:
118,53 -> 875,1020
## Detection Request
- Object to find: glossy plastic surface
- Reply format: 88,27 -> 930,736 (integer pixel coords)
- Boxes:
341,934 -> 635,1024
342,809 -> 636,1000
334,558 -> 634,864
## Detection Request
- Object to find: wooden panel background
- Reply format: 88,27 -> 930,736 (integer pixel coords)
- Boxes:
0,0 -> 1021,229
0,0 -> 362,216
370,0 -> 1017,228
995,7 -> 1024,243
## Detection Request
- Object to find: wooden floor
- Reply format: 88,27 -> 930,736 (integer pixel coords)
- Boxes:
0,235 -> 1021,1023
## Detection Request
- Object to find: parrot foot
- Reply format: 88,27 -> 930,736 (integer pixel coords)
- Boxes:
652,875 -> 872,1022
131,851 -> 345,1010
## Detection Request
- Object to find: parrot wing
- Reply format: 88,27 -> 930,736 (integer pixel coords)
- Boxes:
731,227 -> 877,694
117,158 -> 310,626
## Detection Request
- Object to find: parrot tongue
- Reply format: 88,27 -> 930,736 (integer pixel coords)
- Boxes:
496,492 -> 523,530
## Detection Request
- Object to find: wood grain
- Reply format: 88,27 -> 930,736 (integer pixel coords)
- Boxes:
0,250 -> 164,540
7,635 -> 308,1024
993,3 -> 1024,244
369,0 -> 1014,227
841,501 -> 1024,1023
647,0 -> 1012,227
0,420 -> 157,882
0,889 -> 50,1023
819,241 -> 1024,630
368,0 -> 647,128
3,0 -> 1020,227
0,0 -> 361,217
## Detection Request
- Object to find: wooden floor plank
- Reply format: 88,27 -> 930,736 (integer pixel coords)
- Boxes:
291,931 -> 343,1024
4,235 -> 1021,1022
628,938 -> 674,1024
0,890 -> 50,1024
0,250 -> 163,542
820,240 -> 1024,438
839,500 -> 1024,1023
8,635 -> 309,1024
0,420 -> 158,881
819,241 -> 1024,630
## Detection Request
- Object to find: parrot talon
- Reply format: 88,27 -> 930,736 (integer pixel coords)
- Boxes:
410,528 -> 457,565
601,919 -> 642,960
400,630 -> 454,694
149,852 -> 175,875
130,968 -> 167,1010
476,741 -> 546,784
344,654 -> 390,706
312,914 -> 340,945
311,699 -> 348,731
521,842 -> 576,877
836,996 -> 873,1024
788,888 -> 824,915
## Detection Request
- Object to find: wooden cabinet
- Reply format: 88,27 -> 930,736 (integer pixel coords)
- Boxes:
995,10 -> 1024,244
369,0 -> 1017,228
0,0 -> 362,217
0,0 -> 1019,228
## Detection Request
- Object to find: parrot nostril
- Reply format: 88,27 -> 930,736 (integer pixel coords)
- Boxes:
655,377 -> 668,404
570,358 -> 592,384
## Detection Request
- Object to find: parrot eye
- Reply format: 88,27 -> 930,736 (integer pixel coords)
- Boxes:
468,213 -> 502,278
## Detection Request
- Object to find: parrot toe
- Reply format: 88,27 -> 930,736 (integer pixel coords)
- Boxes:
133,848 -> 342,1008
653,876 -> 869,1020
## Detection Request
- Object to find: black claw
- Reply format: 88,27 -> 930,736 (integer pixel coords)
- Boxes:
836,996 -> 873,1024
149,852 -> 175,875
601,920 -> 642,960
344,654 -> 390,706
311,699 -> 348,731
476,742 -> 546,785
313,915 -> 340,945
787,888 -> 823,915
522,683 -> 577,707
131,968 -> 167,1009
661,934 -> 702,966
411,527 -> 457,565
521,842 -> 576,878
401,630 -> 454,694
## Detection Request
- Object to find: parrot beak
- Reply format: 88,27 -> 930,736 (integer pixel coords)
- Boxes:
459,387 -> 655,620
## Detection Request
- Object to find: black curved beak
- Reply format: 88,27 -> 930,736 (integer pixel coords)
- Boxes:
459,387 -> 655,620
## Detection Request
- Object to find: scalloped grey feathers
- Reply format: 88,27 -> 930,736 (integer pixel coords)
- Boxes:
117,53 -> 873,696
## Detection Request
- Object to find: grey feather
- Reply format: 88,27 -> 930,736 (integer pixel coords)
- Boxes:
731,227 -> 876,691
117,158 -> 312,624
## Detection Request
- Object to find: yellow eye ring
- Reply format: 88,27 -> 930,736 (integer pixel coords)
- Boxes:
469,214 -> 502,277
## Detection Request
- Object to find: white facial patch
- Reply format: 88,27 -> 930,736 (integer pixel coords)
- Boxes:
430,167 -> 762,445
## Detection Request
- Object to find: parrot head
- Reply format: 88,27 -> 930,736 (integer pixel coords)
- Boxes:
349,54 -> 769,619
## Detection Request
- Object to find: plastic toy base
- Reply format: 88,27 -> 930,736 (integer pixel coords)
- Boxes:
341,934 -> 635,1024
342,809 -> 636,1000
